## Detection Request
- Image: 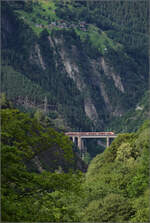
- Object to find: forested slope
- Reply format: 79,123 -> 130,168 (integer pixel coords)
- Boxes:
82,121 -> 150,222
1,98 -> 87,221
2,0 -> 149,133
1,99 -> 149,221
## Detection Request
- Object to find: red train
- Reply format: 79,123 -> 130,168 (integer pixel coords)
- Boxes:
65,132 -> 115,136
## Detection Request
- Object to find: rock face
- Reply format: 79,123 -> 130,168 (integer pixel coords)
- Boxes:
47,33 -> 129,126
30,44 -> 46,70
100,57 -> 124,93
1,1 -> 148,132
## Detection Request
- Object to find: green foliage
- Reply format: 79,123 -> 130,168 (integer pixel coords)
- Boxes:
115,142 -> 140,164
1,108 -> 75,169
108,91 -> 150,133
1,65 -> 56,107
1,107 -> 85,221
0,92 -> 13,109
82,193 -> 133,222
81,121 -> 150,222
34,109 -> 45,122
130,189 -> 150,222
1,105 -> 149,222
106,133 -> 136,160
2,167 -> 84,221
83,152 -> 91,164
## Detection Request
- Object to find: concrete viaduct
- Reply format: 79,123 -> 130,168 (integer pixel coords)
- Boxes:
65,132 -> 117,157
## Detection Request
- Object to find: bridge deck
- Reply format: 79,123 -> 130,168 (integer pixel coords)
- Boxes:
65,132 -> 117,138
79,135 -> 117,138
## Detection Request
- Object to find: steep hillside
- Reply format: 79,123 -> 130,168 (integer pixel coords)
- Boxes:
108,90 -> 150,133
82,120 -> 150,222
2,0 -> 149,133
2,105 -> 149,221
1,102 -> 87,173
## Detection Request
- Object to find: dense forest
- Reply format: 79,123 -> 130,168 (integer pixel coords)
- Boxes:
1,0 -> 150,221
1,96 -> 150,222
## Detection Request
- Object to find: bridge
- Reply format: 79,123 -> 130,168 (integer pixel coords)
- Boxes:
65,132 -> 117,157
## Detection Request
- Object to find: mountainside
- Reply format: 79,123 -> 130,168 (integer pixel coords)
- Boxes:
1,1 -> 149,221
2,0 -> 149,133
1,97 -> 87,173
81,120 -> 150,222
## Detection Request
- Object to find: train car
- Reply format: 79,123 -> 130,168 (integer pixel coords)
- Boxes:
65,131 -> 115,136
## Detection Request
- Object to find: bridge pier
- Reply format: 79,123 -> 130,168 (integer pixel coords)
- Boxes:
77,137 -> 82,151
106,137 -> 110,148
72,136 -> 75,143
70,136 -> 85,156
77,137 -> 86,158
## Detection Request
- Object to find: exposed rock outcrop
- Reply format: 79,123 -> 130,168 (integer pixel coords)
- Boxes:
100,57 -> 124,93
